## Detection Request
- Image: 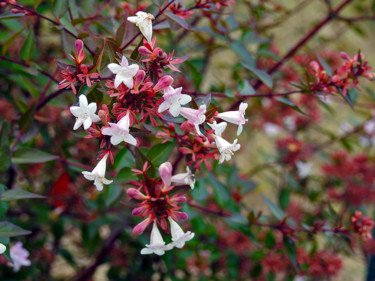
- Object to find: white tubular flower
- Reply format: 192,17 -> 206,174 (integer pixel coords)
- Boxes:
101,113 -> 137,146
70,95 -> 100,130
171,167 -> 195,189
108,56 -> 139,89
158,86 -> 192,117
168,217 -> 194,249
141,222 -> 173,256
8,242 -> 31,272
213,135 -> 240,164
216,102 -> 248,136
0,243 -> 6,254
208,121 -> 227,137
82,153 -> 113,191
127,11 -> 155,43
263,122 -> 281,137
296,161 -> 313,179
179,104 -> 206,135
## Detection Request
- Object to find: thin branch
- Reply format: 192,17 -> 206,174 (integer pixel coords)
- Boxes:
7,3 -> 95,56
188,201 -> 231,217
187,90 -> 304,98
0,56 -> 59,84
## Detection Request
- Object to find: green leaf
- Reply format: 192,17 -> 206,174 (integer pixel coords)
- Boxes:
283,235 -> 299,271
0,13 -> 25,20
53,0 -> 69,19
164,12 -> 189,30
105,185 -> 122,207
0,123 -> 11,172
230,41 -> 255,67
18,102 -> 36,133
134,147 -> 155,177
238,80 -> 255,96
0,185 -> 9,220
0,222 -> 31,238
0,189 -> 44,202
242,62 -> 273,88
265,230 -> 276,249
316,54 -> 332,76
261,194 -> 286,221
2,26 -> 26,55
208,172 -> 231,207
275,97 -> 305,115
20,28 -> 35,63
12,148 -> 58,164
147,142 -> 176,166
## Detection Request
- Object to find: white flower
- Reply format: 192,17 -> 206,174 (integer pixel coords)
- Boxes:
8,242 -> 31,272
216,102 -> 248,136
339,121 -> 354,135
127,11 -> 155,43
171,167 -> 195,189
283,116 -> 296,131
294,276 -> 306,281
296,161 -> 312,179
263,122 -> 281,136
101,113 -> 137,146
82,153 -> 113,191
141,222 -> 173,256
179,104 -> 207,135
158,86 -> 192,117
70,95 -> 100,130
168,217 -> 194,249
108,56 -> 139,89
0,243 -> 6,254
208,121 -> 227,137
213,135 -> 240,164
364,119 -> 375,135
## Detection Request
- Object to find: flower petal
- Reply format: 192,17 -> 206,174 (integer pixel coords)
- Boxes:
108,63 -> 121,74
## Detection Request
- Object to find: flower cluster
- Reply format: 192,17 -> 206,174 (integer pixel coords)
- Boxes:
58,10 -> 248,255
308,51 -> 374,97
351,211 -> 375,239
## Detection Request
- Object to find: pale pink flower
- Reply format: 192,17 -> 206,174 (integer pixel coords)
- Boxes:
82,153 -> 113,191
216,102 -> 248,136
180,104 -> 206,135
8,242 -> 31,272
168,217 -> 194,248
158,86 -> 192,117
108,56 -> 139,89
140,222 -> 173,255
102,112 -> 137,146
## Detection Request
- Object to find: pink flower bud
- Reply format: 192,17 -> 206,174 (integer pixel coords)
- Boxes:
153,75 -> 174,92
340,51 -> 350,60
175,211 -> 188,220
139,46 -> 152,55
132,206 -> 146,216
127,188 -> 147,200
133,217 -> 152,235
134,70 -> 146,91
159,162 -> 172,187
75,39 -> 85,64
331,75 -> 340,83
310,61 -> 319,72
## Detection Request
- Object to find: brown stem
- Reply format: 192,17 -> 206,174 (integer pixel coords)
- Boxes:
187,90 -> 304,98
188,201 -> 231,217
228,0 -> 353,111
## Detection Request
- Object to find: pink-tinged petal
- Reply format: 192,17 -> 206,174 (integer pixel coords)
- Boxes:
133,217 -> 152,235
108,63 -> 121,74
73,119 -> 83,130
120,56 -> 129,67
114,75 -> 123,88
169,103 -> 181,117
153,76 -> 174,92
123,76 -> 134,89
79,95 -> 88,107
127,188 -> 147,200
159,162 -> 172,187
110,135 -> 124,146
124,134 -> 137,146
128,64 -> 140,76
70,106 -> 81,117
118,115 -> 130,130
179,94 -> 192,105
88,102 -> 97,114
158,101 -> 170,113
101,127 -> 116,136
